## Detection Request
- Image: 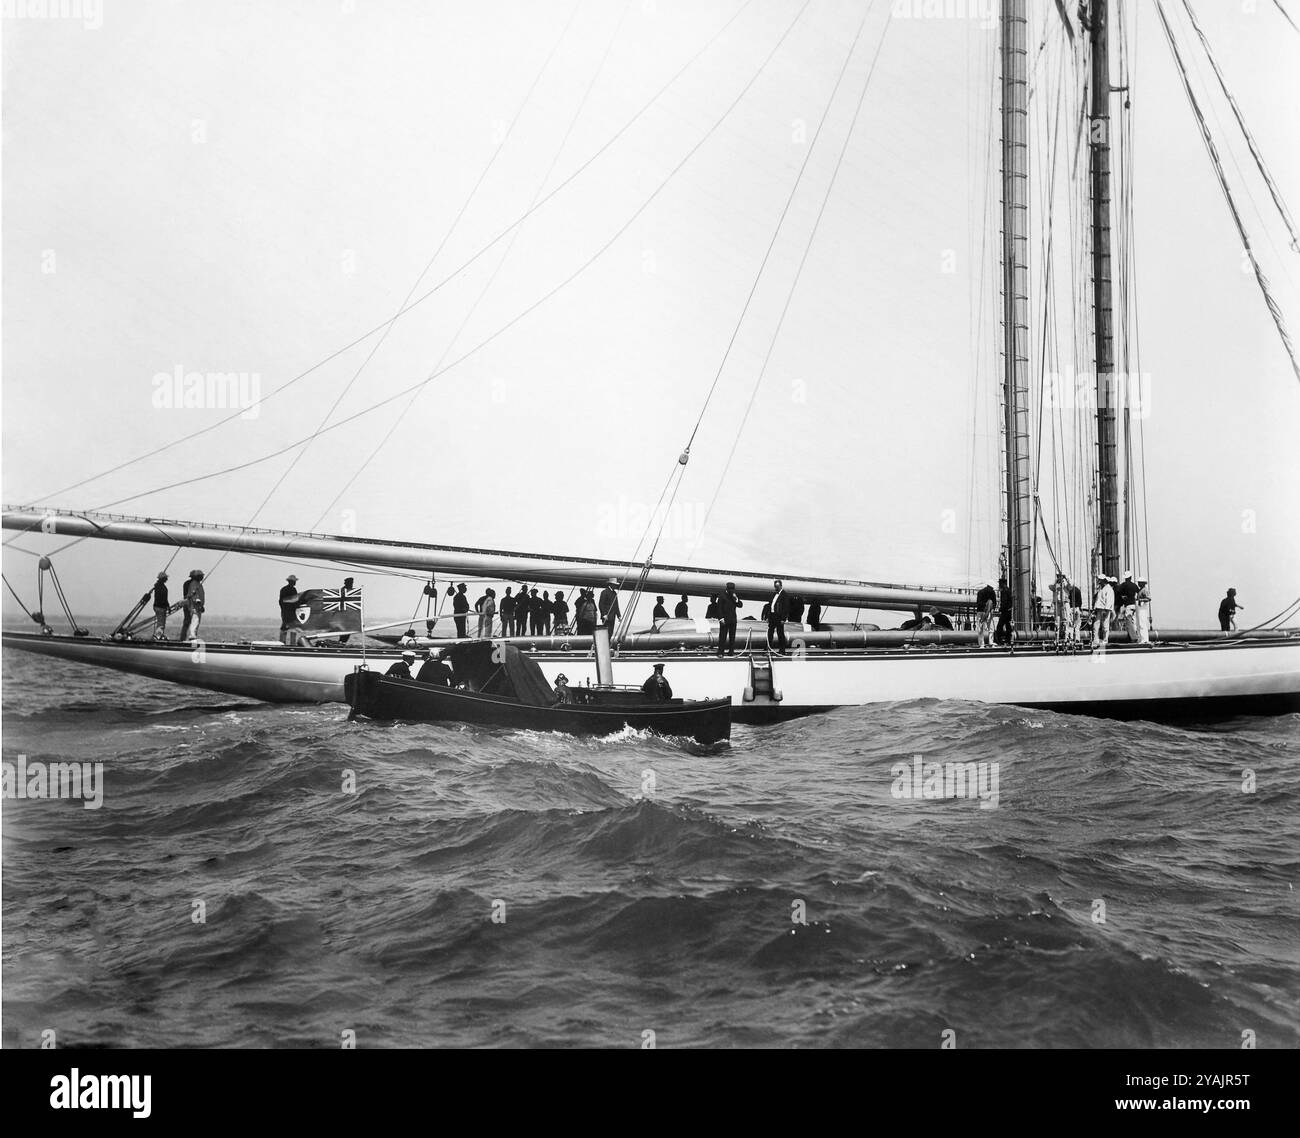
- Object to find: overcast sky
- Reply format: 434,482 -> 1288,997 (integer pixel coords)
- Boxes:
3,0 -> 1298,630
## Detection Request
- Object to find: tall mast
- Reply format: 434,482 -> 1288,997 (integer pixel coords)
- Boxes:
1089,0 -> 1121,578
999,0 -> 1033,626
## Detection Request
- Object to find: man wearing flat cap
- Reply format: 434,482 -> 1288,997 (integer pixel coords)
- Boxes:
279,574 -> 300,644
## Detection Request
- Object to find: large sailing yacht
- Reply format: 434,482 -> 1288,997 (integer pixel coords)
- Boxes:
4,0 -> 1298,723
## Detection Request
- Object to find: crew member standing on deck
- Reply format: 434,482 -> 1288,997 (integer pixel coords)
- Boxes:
806,599 -> 822,629
278,574 -> 299,644
514,585 -> 530,635
575,589 -> 598,636
994,577 -> 1014,646
148,572 -> 170,640
552,590 -> 569,633
1136,577 -> 1152,644
181,570 -> 206,640
1218,588 -> 1243,631
717,581 -> 742,657
1051,573 -> 1068,644
975,581 -> 997,648
1117,571 -> 1139,641
499,588 -> 516,638
599,578 -> 621,631
478,588 -> 496,638
652,596 -> 669,622
1067,578 -> 1082,642
705,595 -> 720,619
541,591 -> 553,636
1092,574 -> 1115,652
447,583 -> 470,638
767,579 -> 789,655
674,594 -> 689,619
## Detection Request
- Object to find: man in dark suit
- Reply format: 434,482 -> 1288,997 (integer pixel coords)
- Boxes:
447,582 -> 470,638
416,649 -> 453,686
768,579 -> 789,655
599,579 -> 621,630
674,594 -> 689,618
387,650 -> 417,679
652,596 -> 669,622
574,589 -> 598,635
641,663 -> 672,701
514,585 -> 530,635
716,581 -> 742,657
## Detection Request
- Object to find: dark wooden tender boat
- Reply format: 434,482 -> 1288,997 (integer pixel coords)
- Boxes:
344,642 -> 731,744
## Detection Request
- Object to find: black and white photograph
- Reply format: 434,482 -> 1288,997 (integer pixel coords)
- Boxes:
2,0 -> 1298,1091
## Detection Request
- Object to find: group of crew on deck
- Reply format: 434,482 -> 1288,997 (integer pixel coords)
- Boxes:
969,572 -> 1154,651
395,577 -> 808,661
141,567 -> 1247,654
965,574 -> 1245,652
429,578 -> 819,655
146,569 -> 206,641
439,580 -> 618,639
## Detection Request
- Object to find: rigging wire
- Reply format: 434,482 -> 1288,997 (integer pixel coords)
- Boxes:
226,0 -> 585,551
1179,0 -> 1299,254
676,3 -> 893,577
1271,0 -> 1300,36
675,0 -> 873,465
77,0 -> 813,518
1153,0 -> 1300,385
193,0 -> 584,593
310,0 -> 635,532
17,0 -> 756,510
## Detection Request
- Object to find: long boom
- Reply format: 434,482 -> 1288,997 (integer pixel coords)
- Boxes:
3,507 -> 976,612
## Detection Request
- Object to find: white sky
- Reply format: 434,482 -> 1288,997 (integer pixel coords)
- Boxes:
3,0 -> 1299,629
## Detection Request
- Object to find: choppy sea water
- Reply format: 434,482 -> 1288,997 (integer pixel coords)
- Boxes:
3,640 -> 1298,1049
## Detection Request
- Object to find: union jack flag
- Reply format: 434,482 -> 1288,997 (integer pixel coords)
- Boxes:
292,586 -> 363,635
318,586 -> 362,612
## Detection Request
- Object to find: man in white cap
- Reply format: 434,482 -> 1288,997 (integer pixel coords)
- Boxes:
1091,574 -> 1115,652
386,649 -> 417,679
416,648 -> 454,686
279,574 -> 300,644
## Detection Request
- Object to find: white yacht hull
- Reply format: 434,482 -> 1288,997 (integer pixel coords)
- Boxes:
4,631 -> 1298,724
